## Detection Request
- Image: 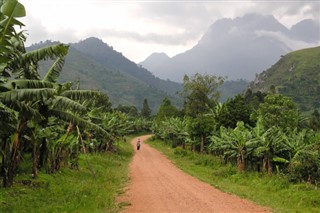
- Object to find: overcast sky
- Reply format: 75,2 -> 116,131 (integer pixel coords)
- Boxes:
19,0 -> 320,63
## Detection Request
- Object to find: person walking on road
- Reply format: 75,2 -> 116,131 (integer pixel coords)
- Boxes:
137,138 -> 141,150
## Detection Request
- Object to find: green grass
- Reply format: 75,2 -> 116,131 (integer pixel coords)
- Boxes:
147,138 -> 320,213
0,137 -> 135,213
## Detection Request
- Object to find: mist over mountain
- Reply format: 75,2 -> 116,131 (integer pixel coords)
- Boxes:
140,13 -> 320,82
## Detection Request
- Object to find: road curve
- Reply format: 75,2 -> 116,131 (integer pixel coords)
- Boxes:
118,135 -> 270,213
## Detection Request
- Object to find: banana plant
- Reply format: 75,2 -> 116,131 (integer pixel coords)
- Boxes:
283,129 -> 320,182
0,0 -> 26,76
209,121 -> 252,171
250,118 -> 285,176
101,111 -> 130,152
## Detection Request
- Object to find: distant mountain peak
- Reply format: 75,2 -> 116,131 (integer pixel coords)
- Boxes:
81,37 -> 103,43
290,19 -> 320,42
207,13 -> 287,36
146,13 -> 318,82
139,52 -> 171,72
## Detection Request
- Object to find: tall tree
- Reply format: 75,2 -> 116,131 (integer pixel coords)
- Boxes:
155,97 -> 180,122
140,98 -> 151,118
179,73 -> 224,152
180,73 -> 224,117
257,93 -> 298,130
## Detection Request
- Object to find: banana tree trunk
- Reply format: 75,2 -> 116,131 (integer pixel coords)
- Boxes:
32,140 -> 39,178
237,155 -> 246,171
6,119 -> 27,187
107,139 -> 114,152
262,156 -> 267,173
1,138 -> 10,187
200,135 -> 204,153
39,138 -> 48,169
267,156 -> 272,176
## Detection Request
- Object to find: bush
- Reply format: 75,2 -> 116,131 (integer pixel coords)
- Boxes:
212,163 -> 237,177
173,147 -> 188,157
288,154 -> 320,183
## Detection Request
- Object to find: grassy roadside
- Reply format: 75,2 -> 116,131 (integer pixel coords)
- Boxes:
0,136 -> 135,213
146,137 -> 320,213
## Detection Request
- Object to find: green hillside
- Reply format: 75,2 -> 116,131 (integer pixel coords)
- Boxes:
28,40 -> 182,111
72,37 -> 182,97
249,46 -> 320,111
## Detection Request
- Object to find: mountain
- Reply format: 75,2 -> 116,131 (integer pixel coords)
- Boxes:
141,14 -> 320,83
290,19 -> 320,42
28,39 -> 182,111
71,37 -> 181,97
248,46 -> 320,112
139,52 -> 170,77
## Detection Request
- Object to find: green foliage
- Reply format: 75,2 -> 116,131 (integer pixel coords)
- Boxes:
257,93 -> 299,129
152,116 -> 190,148
140,98 -> 151,118
181,73 -> 224,116
218,95 -> 255,128
0,0 -> 134,187
0,141 -> 134,212
130,117 -> 152,133
309,109 -> 320,130
155,97 -> 180,122
209,122 -> 253,171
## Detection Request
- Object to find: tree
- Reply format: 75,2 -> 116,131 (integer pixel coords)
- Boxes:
257,94 -> 298,130
155,97 -> 180,122
178,73 -> 224,153
140,98 -> 151,118
180,73 -> 224,117
189,114 -> 216,152
218,95 -> 254,129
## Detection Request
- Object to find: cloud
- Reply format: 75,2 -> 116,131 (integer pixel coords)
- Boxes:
90,28 -> 199,45
255,30 -> 320,52
22,15 -> 49,45
19,0 -> 320,62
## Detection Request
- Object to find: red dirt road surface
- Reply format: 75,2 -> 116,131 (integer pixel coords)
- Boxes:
118,135 -> 271,213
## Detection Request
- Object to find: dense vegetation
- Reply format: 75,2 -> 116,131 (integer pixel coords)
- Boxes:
152,73 -> 320,184
0,139 -> 133,212
0,0 -> 151,189
249,46 -> 320,112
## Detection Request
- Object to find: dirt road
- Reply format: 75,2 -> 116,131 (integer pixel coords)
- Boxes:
118,135 -> 270,213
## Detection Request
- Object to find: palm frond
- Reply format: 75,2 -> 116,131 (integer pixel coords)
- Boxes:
49,109 -> 109,137
3,79 -> 55,89
61,90 -> 101,100
21,44 -> 69,65
50,96 -> 87,114
0,88 -> 55,102
42,57 -> 65,82
3,100 -> 43,120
